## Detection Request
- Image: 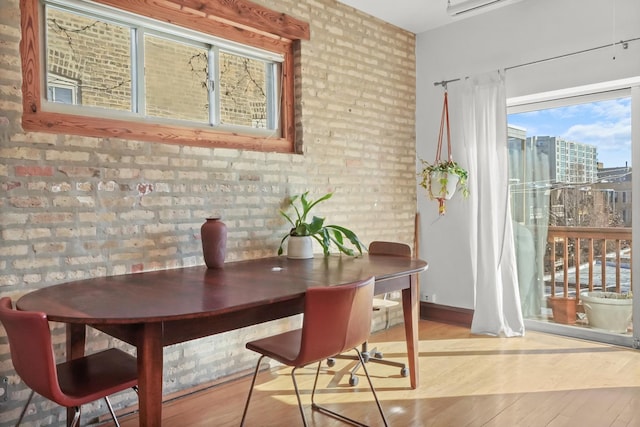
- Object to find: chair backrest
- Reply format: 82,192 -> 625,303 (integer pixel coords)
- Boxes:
369,241 -> 412,258
296,277 -> 375,366
0,297 -> 66,404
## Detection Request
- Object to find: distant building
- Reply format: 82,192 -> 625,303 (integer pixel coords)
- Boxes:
531,136 -> 598,184
507,132 -> 599,185
595,165 -> 632,226
507,129 -> 603,226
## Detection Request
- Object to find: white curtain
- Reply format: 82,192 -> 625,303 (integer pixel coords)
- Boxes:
458,71 -> 525,337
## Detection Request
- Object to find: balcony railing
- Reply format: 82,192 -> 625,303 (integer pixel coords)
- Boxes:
546,226 -> 632,301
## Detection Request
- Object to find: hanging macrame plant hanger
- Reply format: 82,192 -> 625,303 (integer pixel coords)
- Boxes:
430,89 -> 458,215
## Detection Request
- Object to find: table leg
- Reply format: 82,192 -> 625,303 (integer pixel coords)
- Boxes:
66,324 -> 86,427
401,274 -> 419,389
137,322 -> 164,427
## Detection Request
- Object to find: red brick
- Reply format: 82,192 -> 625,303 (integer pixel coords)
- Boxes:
15,165 -> 55,176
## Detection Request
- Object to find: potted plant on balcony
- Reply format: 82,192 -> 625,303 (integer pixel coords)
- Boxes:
277,191 -> 365,259
548,294 -> 578,325
419,90 -> 469,215
547,266 -> 577,325
581,291 -> 633,333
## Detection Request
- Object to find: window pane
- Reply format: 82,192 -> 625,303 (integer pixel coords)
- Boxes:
144,35 -> 209,122
51,86 -> 73,104
219,51 -> 269,129
45,6 -> 132,111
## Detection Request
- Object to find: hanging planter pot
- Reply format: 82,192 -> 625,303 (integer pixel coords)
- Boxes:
429,171 -> 461,200
418,90 -> 469,216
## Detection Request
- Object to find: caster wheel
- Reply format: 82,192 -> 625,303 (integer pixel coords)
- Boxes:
373,351 -> 383,359
349,375 -> 359,386
400,367 -> 409,377
327,358 -> 335,367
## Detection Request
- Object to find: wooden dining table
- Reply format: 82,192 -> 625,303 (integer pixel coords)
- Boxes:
17,254 -> 427,427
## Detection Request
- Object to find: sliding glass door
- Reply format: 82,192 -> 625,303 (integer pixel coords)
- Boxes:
507,84 -> 638,347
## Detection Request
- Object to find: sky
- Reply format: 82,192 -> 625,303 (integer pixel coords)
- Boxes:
508,97 -> 632,168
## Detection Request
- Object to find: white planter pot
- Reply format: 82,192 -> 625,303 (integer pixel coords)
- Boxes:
429,171 -> 460,200
581,292 -> 633,333
286,235 -> 313,259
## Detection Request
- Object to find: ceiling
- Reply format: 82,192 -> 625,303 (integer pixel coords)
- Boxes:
337,0 -> 451,34
337,0 -> 516,34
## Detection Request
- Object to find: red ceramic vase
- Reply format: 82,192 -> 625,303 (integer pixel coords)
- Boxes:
201,217 -> 227,269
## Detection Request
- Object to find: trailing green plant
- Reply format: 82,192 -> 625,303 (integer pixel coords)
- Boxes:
589,291 -> 633,299
419,158 -> 469,200
277,191 -> 365,257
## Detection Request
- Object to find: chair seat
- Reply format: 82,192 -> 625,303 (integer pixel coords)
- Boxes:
56,348 -> 138,407
246,329 -> 303,366
0,297 -> 139,427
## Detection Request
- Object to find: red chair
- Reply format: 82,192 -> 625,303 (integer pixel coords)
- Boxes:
0,297 -> 138,427
240,276 -> 388,427
329,241 -> 411,386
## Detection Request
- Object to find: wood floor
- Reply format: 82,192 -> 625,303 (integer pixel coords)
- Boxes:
115,320 -> 640,427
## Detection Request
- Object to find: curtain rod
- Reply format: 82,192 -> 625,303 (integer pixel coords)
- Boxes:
433,78 -> 460,88
433,36 -> 639,87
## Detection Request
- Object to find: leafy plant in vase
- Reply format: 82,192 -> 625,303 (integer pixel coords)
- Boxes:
419,89 -> 469,215
277,191 -> 365,259
419,158 -> 469,215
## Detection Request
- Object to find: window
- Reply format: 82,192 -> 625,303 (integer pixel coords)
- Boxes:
47,74 -> 78,104
20,0 -> 310,152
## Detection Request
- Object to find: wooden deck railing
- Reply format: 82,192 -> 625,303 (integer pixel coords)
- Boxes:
546,226 -> 632,301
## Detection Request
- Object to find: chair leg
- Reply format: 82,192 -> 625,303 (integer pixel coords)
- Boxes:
332,341 -> 407,386
15,387 -> 136,427
103,386 -> 136,427
104,396 -> 120,427
290,366 -> 309,427
357,348 -> 389,427
312,348 -> 389,427
363,345 -> 408,372
310,361 -> 322,403
69,407 -> 81,427
240,355 -> 265,427
15,389 -> 35,426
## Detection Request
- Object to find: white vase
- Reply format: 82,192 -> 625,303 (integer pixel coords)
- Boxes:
430,171 -> 460,200
287,235 -> 313,259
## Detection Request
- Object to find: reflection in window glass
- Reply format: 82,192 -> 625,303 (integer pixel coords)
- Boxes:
48,85 -> 74,104
144,35 -> 209,123
45,6 -> 132,111
219,51 -> 270,129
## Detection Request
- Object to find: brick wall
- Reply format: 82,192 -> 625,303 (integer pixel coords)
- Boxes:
0,0 -> 416,425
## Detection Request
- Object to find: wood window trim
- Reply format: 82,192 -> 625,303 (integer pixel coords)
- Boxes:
19,0 -> 310,153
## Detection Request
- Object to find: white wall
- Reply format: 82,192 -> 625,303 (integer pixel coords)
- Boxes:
416,0 -> 640,309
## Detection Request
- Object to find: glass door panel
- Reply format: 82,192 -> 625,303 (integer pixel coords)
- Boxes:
508,93 -> 634,347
